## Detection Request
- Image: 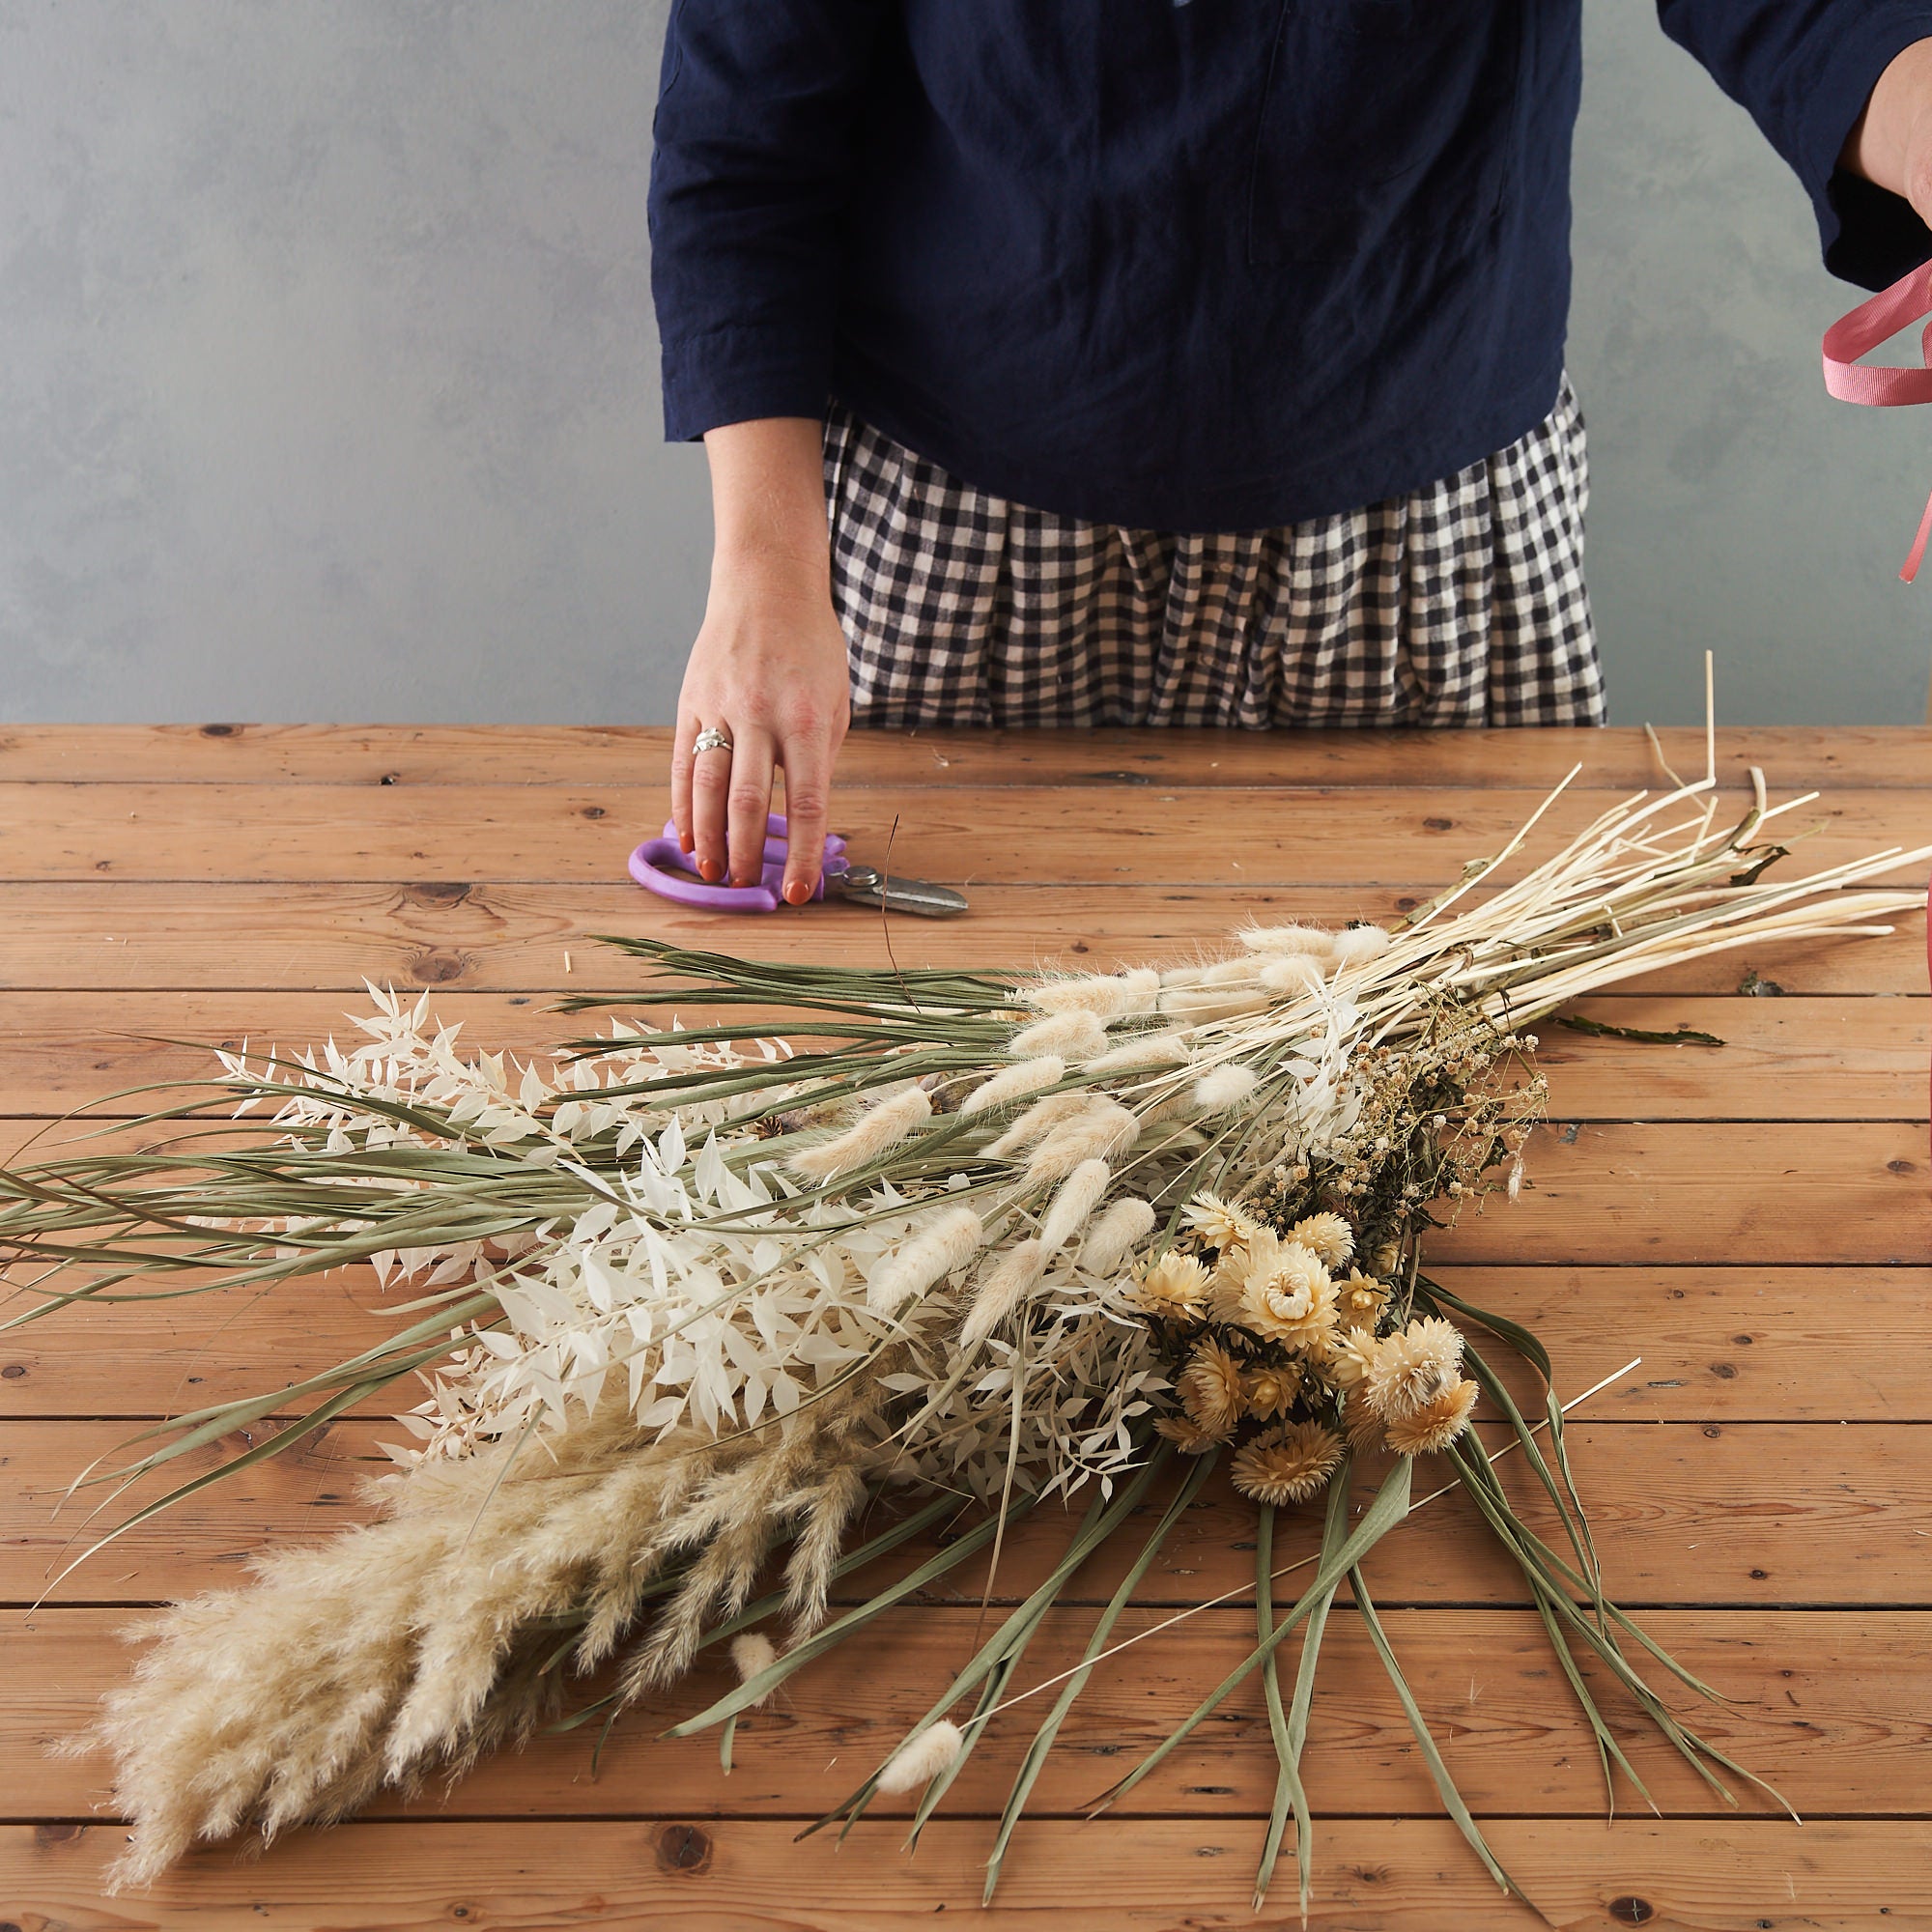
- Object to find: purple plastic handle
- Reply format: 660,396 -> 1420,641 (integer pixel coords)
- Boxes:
628,813 -> 848,914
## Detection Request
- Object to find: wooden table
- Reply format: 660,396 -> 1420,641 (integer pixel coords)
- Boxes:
1,723 -> 1928,1931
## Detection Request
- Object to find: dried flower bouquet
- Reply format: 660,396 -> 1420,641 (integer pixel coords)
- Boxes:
4,753 -> 1925,1911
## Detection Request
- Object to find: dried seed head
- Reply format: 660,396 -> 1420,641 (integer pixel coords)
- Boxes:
1039,1158 -> 1111,1257
1236,923 -> 1337,956
960,1238 -> 1045,1348
959,1055 -> 1066,1117
1081,1197 -> 1157,1275
1330,923 -> 1393,968
1008,1009 -> 1110,1061
876,1719 -> 966,1794
729,1632 -> 779,1706
867,1206 -> 986,1314
1192,1064 -> 1259,1112
788,1085 -> 933,1181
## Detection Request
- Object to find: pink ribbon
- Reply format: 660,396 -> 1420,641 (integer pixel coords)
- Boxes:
1823,258 -> 1932,580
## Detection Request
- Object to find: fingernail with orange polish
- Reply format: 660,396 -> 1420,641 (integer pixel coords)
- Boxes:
698,859 -> 722,883
784,879 -> 810,905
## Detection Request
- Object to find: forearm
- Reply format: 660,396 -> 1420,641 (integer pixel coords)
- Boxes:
703,416 -> 833,587
1840,37 -> 1932,212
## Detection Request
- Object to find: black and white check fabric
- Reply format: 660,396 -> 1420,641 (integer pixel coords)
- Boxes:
823,378 -> 1604,729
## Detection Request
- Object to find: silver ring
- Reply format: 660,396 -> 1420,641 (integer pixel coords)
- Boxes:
692,725 -> 734,755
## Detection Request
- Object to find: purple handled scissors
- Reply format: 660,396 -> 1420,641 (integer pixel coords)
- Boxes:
629,814 -> 968,917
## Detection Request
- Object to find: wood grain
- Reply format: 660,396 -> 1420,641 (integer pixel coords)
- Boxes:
6,879 -> 1921,993
3,1606 -> 1919,1821
4,1421 -> 1925,1610
3,1816 -> 1927,1930
4,781 -> 1925,887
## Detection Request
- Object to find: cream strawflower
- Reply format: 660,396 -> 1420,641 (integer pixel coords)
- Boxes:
1362,1317 -> 1465,1421
1383,1377 -> 1480,1456
1129,1251 -> 1212,1321
1242,1362 -> 1301,1421
1181,1191 -> 1263,1255
1288,1212 -> 1354,1271
1177,1337 -> 1245,1439
1235,1236 -> 1338,1350
1230,1421 -> 1346,1506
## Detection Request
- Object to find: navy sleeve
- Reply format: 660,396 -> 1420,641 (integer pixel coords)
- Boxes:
1658,0 -> 1932,287
648,0 -> 887,441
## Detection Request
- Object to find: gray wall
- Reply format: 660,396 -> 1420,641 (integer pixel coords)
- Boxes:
2,0 -> 1926,727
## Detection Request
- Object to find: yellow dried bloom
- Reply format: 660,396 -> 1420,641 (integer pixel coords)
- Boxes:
1242,1362 -> 1302,1420
1334,1271 -> 1391,1333
1177,1338 -> 1245,1439
1288,1212 -> 1354,1271
1236,1236 -> 1338,1350
1153,1411 -> 1221,1455
1231,1421 -> 1346,1506
1370,1239 -> 1403,1278
1383,1377 -> 1480,1456
1182,1191 -> 1263,1255
1130,1251 -> 1212,1321
1362,1317 -> 1465,1421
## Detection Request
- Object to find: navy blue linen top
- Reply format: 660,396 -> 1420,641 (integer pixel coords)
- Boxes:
649,0 -> 1932,533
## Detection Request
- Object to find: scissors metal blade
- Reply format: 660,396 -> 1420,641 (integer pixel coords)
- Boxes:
830,865 -> 969,918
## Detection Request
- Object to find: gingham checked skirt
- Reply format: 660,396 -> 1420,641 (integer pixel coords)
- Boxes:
823,378 -> 1605,729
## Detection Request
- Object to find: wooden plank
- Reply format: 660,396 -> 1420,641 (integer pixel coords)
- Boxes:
3,1420 -> 1923,1608
5,1117 -> 1918,1265
3,781 -> 1925,887
3,1816 -> 1925,1929
5,1265 -> 1918,1425
0,990 -> 1921,1122
4,1606 -> 1919,1822
1,881 -> 1922,995
6,720 -> 1932,789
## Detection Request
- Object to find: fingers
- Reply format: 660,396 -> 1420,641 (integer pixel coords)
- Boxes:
777,734 -> 834,905
670,710 -> 698,859
724,725 -> 778,889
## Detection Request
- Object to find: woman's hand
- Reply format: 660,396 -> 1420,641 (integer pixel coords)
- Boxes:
1842,40 -> 1932,226
672,417 -> 852,903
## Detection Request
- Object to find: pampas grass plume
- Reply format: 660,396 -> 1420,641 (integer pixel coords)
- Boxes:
960,1054 -> 1065,1117
789,1085 -> 932,1180
1257,955 -> 1327,994
876,1719 -> 966,1794
1082,1197 -> 1156,1275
